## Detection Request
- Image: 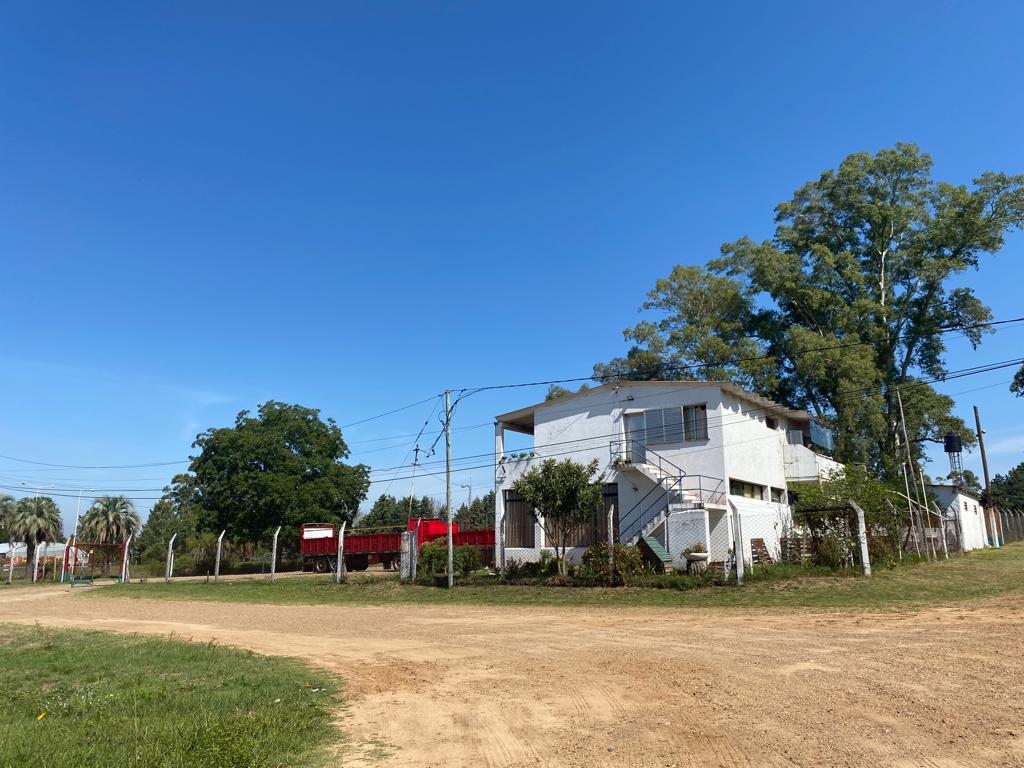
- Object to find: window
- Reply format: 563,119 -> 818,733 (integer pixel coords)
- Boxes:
963,501 -> 968,512
770,487 -> 786,504
503,490 -> 535,548
730,479 -> 765,500
562,484 -> 619,547
766,417 -> 778,430
644,407 -> 684,444
682,404 -> 708,440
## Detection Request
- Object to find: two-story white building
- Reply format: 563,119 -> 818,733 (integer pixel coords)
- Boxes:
494,380 -> 841,572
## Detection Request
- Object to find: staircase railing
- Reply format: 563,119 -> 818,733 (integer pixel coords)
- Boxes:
610,438 -> 686,479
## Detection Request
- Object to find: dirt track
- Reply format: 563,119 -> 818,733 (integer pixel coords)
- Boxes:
4,587 -> 1023,768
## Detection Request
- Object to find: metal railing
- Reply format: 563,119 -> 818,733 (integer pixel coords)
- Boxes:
610,439 -> 725,543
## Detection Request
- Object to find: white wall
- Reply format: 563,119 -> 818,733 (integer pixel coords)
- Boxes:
930,486 -> 987,551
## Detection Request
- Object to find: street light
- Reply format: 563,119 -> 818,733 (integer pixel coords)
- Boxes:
459,483 -> 472,507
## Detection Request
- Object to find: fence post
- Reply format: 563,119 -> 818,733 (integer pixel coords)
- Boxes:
120,535 -> 133,583
5,541 -> 13,584
607,502 -> 615,581
165,533 -> 177,582
411,518 -> 421,582
932,502 -> 949,560
270,525 -> 282,582
32,544 -> 41,583
335,521 -> 347,584
214,530 -> 226,582
848,501 -> 872,577
728,500 -> 744,585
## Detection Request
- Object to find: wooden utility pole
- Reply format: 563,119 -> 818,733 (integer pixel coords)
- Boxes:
974,405 -> 1000,548
445,389 -> 454,589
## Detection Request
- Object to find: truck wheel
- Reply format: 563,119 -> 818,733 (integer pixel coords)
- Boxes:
314,557 -> 329,573
346,554 -> 369,571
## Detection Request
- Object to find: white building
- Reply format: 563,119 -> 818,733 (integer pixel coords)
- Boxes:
927,483 -> 989,551
494,381 -> 841,571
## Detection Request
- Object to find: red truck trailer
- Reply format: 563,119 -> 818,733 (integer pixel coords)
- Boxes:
300,519 -> 495,573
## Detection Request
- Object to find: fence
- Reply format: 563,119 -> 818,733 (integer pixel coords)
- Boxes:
999,508 -> 1024,544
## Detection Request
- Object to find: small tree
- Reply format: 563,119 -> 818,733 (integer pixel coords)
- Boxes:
11,497 -> 63,578
511,459 -> 604,577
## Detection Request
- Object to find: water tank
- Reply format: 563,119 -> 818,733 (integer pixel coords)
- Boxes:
943,433 -> 962,454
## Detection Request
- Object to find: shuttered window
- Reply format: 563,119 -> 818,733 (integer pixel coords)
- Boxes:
645,407 -> 684,444
503,490 -> 535,548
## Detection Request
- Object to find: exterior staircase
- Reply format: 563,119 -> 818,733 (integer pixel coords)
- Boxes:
612,439 -> 716,546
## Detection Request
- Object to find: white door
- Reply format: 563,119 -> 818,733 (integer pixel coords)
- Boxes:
623,413 -> 646,463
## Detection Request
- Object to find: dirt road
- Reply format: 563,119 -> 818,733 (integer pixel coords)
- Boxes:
4,586 -> 1023,767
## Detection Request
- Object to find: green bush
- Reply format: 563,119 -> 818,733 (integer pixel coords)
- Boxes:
576,543 -> 646,584
416,540 -> 482,580
503,551 -> 560,580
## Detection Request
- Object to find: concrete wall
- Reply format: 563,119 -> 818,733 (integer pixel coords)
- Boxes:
783,443 -> 845,483
930,485 -> 987,551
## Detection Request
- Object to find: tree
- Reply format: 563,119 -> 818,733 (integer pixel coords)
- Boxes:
189,402 -> 370,548
137,475 -> 201,560
81,496 -> 141,544
596,145 -> 1024,479
358,495 -> 436,528
454,490 -> 495,530
991,462 -> 1024,509
11,497 -> 63,578
511,459 -> 604,576
0,494 -> 15,543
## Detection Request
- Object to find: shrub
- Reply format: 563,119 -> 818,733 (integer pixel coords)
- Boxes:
416,540 -> 483,580
503,551 -> 560,581
576,543 -> 645,584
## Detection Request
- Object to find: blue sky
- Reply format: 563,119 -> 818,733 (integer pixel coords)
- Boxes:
2,1 -> 1023,530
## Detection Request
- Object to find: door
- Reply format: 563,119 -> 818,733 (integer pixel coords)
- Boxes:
623,412 -> 646,464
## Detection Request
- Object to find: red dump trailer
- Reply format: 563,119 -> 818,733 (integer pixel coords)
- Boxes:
300,519 -> 495,572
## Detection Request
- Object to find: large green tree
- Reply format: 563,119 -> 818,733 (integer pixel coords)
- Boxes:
137,475 -> 201,560
11,497 -> 63,578
188,402 -> 370,547
511,459 -> 604,577
596,144 -> 1024,478
991,462 -> 1024,509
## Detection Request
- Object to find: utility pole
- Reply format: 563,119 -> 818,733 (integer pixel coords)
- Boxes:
407,446 -> 421,520
445,389 -> 454,589
974,405 -> 1000,548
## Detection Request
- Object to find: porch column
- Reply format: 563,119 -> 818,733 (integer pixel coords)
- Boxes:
495,421 -> 506,577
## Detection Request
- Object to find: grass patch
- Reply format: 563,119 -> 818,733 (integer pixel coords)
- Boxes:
95,543 -> 1024,612
0,624 -> 342,767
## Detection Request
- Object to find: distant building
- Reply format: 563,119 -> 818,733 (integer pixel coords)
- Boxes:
927,483 -> 989,551
494,380 -> 840,571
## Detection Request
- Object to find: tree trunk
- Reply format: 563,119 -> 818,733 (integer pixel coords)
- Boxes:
23,541 -> 35,580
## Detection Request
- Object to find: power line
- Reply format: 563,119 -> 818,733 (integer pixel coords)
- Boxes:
340,393 -> 443,429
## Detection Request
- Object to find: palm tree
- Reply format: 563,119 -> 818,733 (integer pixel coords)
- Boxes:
11,497 -> 63,579
80,496 -> 140,577
0,494 -> 15,541
80,496 -> 141,544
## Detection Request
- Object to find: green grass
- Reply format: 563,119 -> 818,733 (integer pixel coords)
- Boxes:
99,543 -> 1024,612
0,624 -> 343,768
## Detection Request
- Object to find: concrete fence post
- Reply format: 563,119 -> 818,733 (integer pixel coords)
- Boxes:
848,501 -> 872,577
120,535 -> 133,583
270,525 -> 282,582
335,521 -> 347,584
728,500 -> 744,585
214,530 -> 226,582
165,533 -> 177,582
607,502 -> 615,581
7,541 -> 15,584
411,518 -> 421,582
32,543 -> 41,583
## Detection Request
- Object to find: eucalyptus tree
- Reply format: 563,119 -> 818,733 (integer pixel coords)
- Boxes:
596,144 -> 1024,478
11,497 -> 63,578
